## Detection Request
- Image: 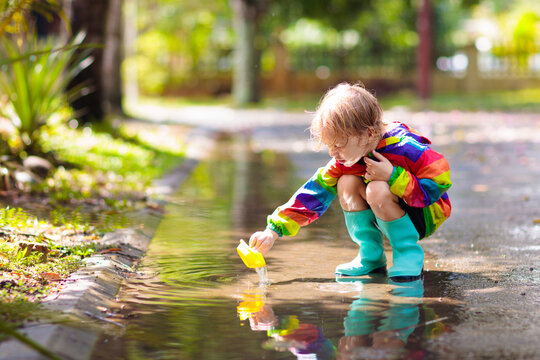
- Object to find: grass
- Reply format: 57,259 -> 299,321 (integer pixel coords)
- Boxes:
30,121 -> 185,231
135,87 -> 540,113
0,119 -> 185,333
0,206 -> 97,331
378,88 -> 540,112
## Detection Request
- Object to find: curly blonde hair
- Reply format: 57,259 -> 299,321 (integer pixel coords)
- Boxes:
310,82 -> 384,148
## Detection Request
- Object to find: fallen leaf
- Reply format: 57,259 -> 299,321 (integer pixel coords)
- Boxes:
534,218 -> 540,224
39,272 -> 63,281
99,248 -> 122,254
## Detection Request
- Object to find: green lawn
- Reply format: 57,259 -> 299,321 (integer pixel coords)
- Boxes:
136,87 -> 540,113
379,88 -> 540,112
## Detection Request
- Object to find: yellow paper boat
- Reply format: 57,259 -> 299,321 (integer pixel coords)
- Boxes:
237,239 -> 266,269
237,299 -> 265,320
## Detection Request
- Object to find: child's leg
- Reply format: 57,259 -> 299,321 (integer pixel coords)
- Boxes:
335,176 -> 386,276
337,174 -> 369,212
366,181 -> 424,282
364,181 -> 405,221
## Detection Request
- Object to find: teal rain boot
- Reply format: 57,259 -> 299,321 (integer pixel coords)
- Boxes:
376,214 -> 424,282
335,209 -> 387,276
380,279 -> 424,343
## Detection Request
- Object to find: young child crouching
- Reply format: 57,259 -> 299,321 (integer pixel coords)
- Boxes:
249,82 -> 452,282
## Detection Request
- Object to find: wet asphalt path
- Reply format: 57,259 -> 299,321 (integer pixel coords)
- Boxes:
247,110 -> 540,359
137,105 -> 540,359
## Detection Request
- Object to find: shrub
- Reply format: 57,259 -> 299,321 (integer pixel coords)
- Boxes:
0,32 -> 92,155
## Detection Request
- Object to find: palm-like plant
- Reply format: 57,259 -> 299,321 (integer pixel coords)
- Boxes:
0,32 -> 93,155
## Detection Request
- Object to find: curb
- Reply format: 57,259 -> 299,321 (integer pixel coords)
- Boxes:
0,158 -> 199,360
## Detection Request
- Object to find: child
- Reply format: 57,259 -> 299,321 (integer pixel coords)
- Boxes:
249,82 -> 451,282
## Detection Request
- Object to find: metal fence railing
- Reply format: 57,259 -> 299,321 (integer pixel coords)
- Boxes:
289,47 -> 416,75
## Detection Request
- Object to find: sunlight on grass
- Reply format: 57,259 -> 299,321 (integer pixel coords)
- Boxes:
0,121 -> 186,328
0,207 -> 100,307
379,88 -> 540,112
37,124 -> 184,207
132,88 -> 540,113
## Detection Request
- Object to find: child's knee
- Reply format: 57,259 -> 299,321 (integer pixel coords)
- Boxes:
337,175 -> 367,211
366,181 -> 398,209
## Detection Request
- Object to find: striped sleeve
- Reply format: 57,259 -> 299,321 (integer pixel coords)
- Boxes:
388,147 -> 451,208
267,160 -> 340,237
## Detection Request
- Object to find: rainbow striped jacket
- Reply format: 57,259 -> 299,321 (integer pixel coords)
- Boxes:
267,122 -> 452,238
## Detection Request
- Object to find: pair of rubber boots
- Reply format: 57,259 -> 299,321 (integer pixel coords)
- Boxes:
335,209 -> 423,282
343,278 -> 424,343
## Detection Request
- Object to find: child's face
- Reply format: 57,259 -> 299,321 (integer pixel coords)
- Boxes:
323,130 -> 374,166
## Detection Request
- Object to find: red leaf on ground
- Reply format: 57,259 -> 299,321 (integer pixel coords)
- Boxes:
99,248 -> 122,254
39,272 -> 63,281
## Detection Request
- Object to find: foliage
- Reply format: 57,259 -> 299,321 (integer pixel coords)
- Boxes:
0,121 -> 184,348
133,0 -> 231,94
39,123 -> 182,203
481,1 -> 540,65
269,0 -> 416,52
0,205 -> 100,360
0,206 -> 99,299
0,0 -> 67,37
132,0 -> 485,96
0,32 -> 92,155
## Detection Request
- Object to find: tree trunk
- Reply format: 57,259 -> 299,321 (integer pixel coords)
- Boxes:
271,32 -> 290,94
102,0 -> 124,115
230,0 -> 265,105
67,0 -> 124,121
67,0 -> 106,122
416,0 -> 432,99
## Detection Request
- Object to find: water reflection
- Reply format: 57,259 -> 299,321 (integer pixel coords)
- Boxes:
238,276 -> 450,360
90,138 -> 464,359
237,284 -> 336,359
339,279 -> 425,360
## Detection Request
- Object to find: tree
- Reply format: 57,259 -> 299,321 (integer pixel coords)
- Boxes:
102,0 -> 124,115
229,0 -> 267,105
417,0 -> 432,99
230,0 -> 400,104
67,0 -> 124,122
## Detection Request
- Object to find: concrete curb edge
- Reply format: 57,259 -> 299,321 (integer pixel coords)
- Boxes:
0,158 -> 200,360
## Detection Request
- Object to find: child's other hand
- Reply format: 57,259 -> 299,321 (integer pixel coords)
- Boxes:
364,150 -> 394,182
249,229 -> 278,255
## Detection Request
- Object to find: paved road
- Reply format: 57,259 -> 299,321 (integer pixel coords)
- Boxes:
135,104 -> 540,359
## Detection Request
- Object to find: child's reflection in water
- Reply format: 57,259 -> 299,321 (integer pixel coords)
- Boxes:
338,279 -> 424,360
247,305 -> 336,359
239,278 -> 431,360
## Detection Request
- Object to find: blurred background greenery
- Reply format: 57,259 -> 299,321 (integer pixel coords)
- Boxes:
124,0 -> 540,108
2,0 -> 540,123
0,0 -> 539,161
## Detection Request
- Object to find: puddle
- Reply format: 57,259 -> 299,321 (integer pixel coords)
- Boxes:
90,137 -> 467,360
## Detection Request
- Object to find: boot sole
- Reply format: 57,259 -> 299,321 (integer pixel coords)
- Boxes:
390,271 -> 424,283
335,265 -> 387,277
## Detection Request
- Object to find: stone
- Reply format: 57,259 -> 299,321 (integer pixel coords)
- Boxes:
23,155 -> 53,179
17,242 -> 49,262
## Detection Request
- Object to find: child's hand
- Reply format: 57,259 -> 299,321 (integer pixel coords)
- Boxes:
249,229 -> 279,255
364,150 -> 394,182
249,304 -> 277,330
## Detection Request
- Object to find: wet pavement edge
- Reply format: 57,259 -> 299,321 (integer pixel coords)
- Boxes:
0,157 -> 200,360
